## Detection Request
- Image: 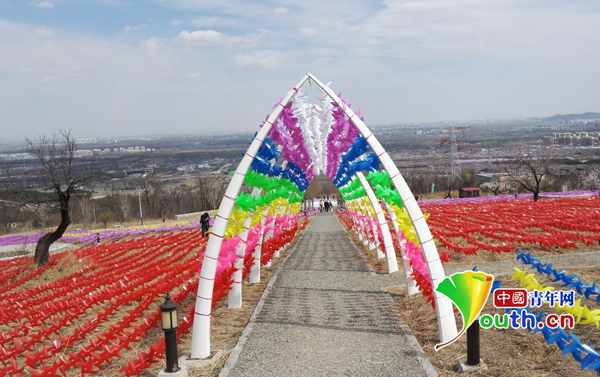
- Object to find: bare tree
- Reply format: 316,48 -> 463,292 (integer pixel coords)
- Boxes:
91,201 -> 98,226
504,145 -> 555,202
196,176 -> 228,210
479,180 -> 504,196
133,175 -> 154,215
34,204 -> 54,229
3,130 -> 99,267
117,193 -> 132,221
170,186 -> 184,216
75,198 -> 94,228
103,182 -> 124,216
443,175 -> 456,199
580,167 -> 600,194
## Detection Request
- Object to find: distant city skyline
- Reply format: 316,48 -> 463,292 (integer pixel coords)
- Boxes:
1,0 -> 599,140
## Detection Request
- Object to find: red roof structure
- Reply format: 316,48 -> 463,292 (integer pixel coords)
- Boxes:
459,187 -> 480,198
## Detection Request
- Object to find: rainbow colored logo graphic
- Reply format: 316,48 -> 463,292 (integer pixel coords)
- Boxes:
434,270 -> 494,351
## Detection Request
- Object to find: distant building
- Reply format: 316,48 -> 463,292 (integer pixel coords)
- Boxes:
459,187 -> 480,198
74,149 -> 93,158
177,165 -> 195,172
552,131 -> 599,146
476,173 -> 494,183
123,168 -> 153,176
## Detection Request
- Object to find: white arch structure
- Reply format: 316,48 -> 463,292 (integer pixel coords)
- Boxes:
356,172 -> 398,273
190,73 -> 457,358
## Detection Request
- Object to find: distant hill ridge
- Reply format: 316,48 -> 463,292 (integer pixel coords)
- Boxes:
542,112 -> 600,122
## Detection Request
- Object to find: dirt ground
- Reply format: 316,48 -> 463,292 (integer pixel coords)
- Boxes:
130,225 -> 305,377
442,240 -> 600,268
393,266 -> 600,377
342,218 -> 600,376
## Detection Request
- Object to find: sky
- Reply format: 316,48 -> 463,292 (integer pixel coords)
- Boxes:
0,0 -> 599,140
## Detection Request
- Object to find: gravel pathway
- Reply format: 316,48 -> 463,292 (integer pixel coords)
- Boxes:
223,212 -> 435,377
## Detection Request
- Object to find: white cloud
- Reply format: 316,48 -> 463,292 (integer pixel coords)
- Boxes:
148,0 -> 268,17
186,72 -> 201,79
172,20 -> 181,27
141,37 -> 164,51
124,24 -> 148,34
273,7 -> 289,15
341,0 -> 600,64
37,75 -> 58,84
36,1 -> 54,9
190,17 -> 236,27
310,57 -> 332,65
233,50 -> 287,70
0,21 -> 179,84
2,1 -> 600,139
174,29 -> 265,48
299,27 -> 318,36
175,30 -> 228,46
0,20 -> 244,140
35,28 -> 55,38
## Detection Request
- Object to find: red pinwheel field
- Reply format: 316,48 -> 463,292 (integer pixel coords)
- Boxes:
2,194 -> 600,376
0,230 -> 210,376
340,195 -> 600,376
424,196 -> 600,263
0,216 -> 308,377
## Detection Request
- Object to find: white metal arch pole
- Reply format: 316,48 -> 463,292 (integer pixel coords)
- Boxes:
366,204 -> 381,254
346,199 -> 364,240
356,172 -> 399,274
356,199 -> 373,247
228,188 -> 262,309
264,210 -> 277,268
382,202 -> 418,295
190,75 -> 310,359
348,200 -> 364,239
357,200 -> 374,245
250,207 -> 268,281
273,205 -> 287,257
358,197 -> 380,253
307,73 -> 457,342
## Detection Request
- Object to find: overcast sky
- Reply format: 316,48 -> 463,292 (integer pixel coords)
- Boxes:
1,0 -> 599,140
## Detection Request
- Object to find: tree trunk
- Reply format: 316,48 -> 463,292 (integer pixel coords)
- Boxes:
34,194 -> 71,267
445,186 -> 452,199
533,191 -> 539,202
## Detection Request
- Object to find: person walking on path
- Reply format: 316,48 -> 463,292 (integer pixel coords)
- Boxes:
200,212 -> 211,238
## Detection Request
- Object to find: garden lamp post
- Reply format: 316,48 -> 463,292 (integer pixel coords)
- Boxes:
159,292 -> 179,373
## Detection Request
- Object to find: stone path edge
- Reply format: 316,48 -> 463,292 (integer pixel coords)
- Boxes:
387,289 -> 439,377
335,215 -> 377,276
219,221 -> 311,377
338,214 -> 438,377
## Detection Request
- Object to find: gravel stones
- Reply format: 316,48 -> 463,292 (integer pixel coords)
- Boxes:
225,213 -> 429,377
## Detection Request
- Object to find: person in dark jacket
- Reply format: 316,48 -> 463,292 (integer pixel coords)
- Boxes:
200,212 -> 210,238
